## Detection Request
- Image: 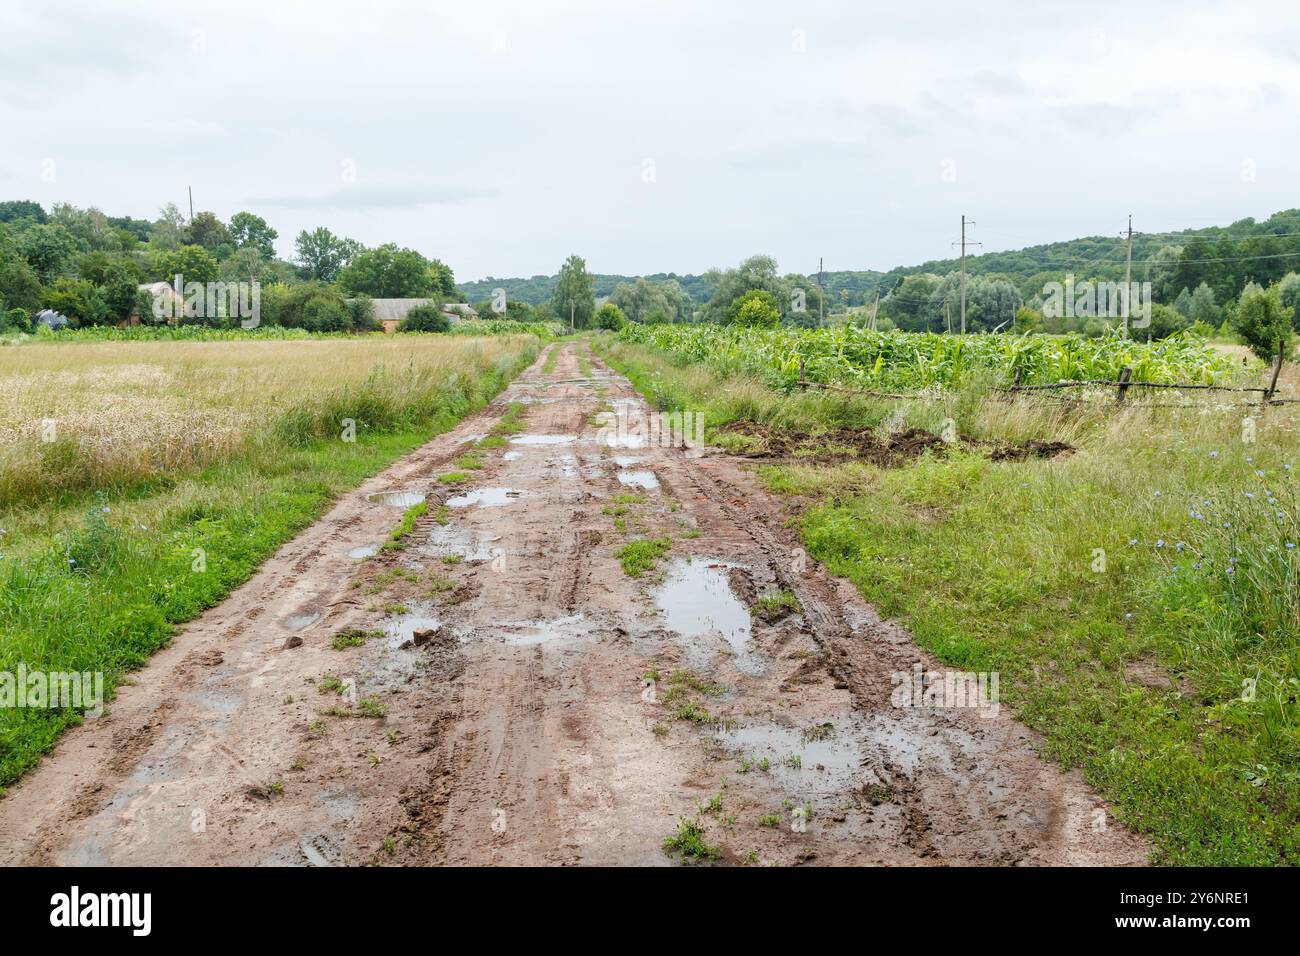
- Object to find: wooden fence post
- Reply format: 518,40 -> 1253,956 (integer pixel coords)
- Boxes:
1013,367 -> 1022,392
1116,366 -> 1132,403
799,357 -> 806,388
1264,340 -> 1284,406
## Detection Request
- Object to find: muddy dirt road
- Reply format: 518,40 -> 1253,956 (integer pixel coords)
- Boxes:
0,341 -> 1147,866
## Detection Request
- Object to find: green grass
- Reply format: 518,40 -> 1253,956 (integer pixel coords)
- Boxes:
0,341 -> 537,787
382,500 -> 427,549
663,818 -> 720,862
600,334 -> 1300,866
615,537 -> 672,576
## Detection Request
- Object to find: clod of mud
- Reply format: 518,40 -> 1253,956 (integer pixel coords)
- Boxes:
384,604 -> 442,649
717,420 -> 1073,466
367,490 -> 427,507
282,635 -> 303,650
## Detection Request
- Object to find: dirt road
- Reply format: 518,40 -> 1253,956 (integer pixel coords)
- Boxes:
0,341 -> 1148,866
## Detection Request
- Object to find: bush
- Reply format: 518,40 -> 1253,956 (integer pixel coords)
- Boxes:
728,289 -> 781,328
1230,282 -> 1292,361
346,295 -> 378,331
595,302 -> 627,330
401,304 -> 449,333
1,307 -> 30,333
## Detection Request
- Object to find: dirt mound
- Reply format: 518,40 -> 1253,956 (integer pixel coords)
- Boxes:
717,420 -> 1073,467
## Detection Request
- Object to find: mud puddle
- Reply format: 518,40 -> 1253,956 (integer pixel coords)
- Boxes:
653,558 -> 758,673
617,470 -> 659,490
366,490 -> 427,507
283,610 -> 321,631
420,526 -> 498,562
510,434 -> 577,446
383,604 -> 443,649
495,613 -> 589,647
717,719 -> 866,796
347,544 -> 379,559
446,487 -> 527,508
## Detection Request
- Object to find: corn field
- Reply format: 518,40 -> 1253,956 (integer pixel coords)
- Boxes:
617,323 -> 1235,391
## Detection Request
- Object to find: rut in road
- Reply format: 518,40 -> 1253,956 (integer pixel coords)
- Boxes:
0,341 -> 1148,866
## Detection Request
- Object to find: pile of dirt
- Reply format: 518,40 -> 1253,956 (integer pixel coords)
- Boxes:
717,420 -> 1073,467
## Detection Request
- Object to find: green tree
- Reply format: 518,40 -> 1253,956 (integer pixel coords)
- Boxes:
153,245 -> 219,285
553,254 -> 594,330
42,277 -> 109,326
0,257 -> 44,313
728,289 -> 781,327
228,212 -> 278,259
16,223 -> 77,282
186,211 -> 231,250
337,244 -> 435,298
1230,282 -> 1291,360
0,200 -> 46,224
595,302 -> 627,330
294,227 -> 359,282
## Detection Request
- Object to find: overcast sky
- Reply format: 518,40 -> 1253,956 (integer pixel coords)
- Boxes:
2,0 -> 1297,281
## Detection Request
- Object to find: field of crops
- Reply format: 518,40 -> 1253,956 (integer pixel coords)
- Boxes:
617,323 -> 1236,390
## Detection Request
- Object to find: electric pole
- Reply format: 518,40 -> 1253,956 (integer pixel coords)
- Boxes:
188,186 -> 194,223
817,257 -> 824,327
870,289 -> 880,331
1122,213 -> 1133,336
953,215 -> 981,335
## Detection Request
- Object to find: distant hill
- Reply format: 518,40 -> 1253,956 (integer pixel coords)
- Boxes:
461,209 -> 1300,310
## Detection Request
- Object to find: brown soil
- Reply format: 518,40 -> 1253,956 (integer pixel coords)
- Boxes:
718,419 -> 1074,466
0,342 -> 1143,867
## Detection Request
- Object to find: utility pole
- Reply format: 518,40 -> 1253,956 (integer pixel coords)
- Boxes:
569,301 -> 575,333
870,289 -> 880,331
188,186 -> 194,223
946,300 -> 952,335
1122,213 -> 1133,336
817,257 -> 824,327
953,215 -> 981,335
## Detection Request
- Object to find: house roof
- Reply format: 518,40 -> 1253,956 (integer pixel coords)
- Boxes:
366,298 -> 433,323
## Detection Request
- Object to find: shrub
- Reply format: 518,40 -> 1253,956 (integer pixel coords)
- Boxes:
1230,282 -> 1292,361
401,304 -> 449,333
728,289 -> 781,328
595,302 -> 627,330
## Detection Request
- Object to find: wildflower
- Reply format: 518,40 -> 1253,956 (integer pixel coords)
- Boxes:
1175,542 -> 1185,552
1209,451 -> 1219,459
1156,539 -> 1165,548
1287,543 -> 1296,550
1124,613 -> 1133,620
1245,492 -> 1255,500
1226,566 -> 1235,575
102,506 -> 110,514
1153,491 -> 1162,498
1193,562 -> 1202,570
1129,538 -> 1138,546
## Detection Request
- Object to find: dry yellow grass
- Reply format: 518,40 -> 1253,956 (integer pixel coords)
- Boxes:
0,336 -> 535,507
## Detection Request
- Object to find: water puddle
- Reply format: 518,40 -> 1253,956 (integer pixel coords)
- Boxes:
366,490 -> 426,508
498,613 -> 589,646
447,487 -> 527,508
715,721 -> 866,797
510,434 -> 577,446
283,610 -> 321,631
347,544 -> 379,559
383,604 -> 443,650
602,432 -> 647,449
617,470 -> 659,490
503,450 -> 523,461
419,525 -> 499,562
612,456 -> 644,468
653,558 -> 757,672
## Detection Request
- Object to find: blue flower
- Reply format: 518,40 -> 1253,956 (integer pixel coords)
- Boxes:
1154,491 -> 1162,498
1175,542 -> 1185,552
1245,492 -> 1255,499
1129,538 -> 1138,546
1226,566 -> 1235,575
1210,451 -> 1219,459
1156,539 -> 1165,548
